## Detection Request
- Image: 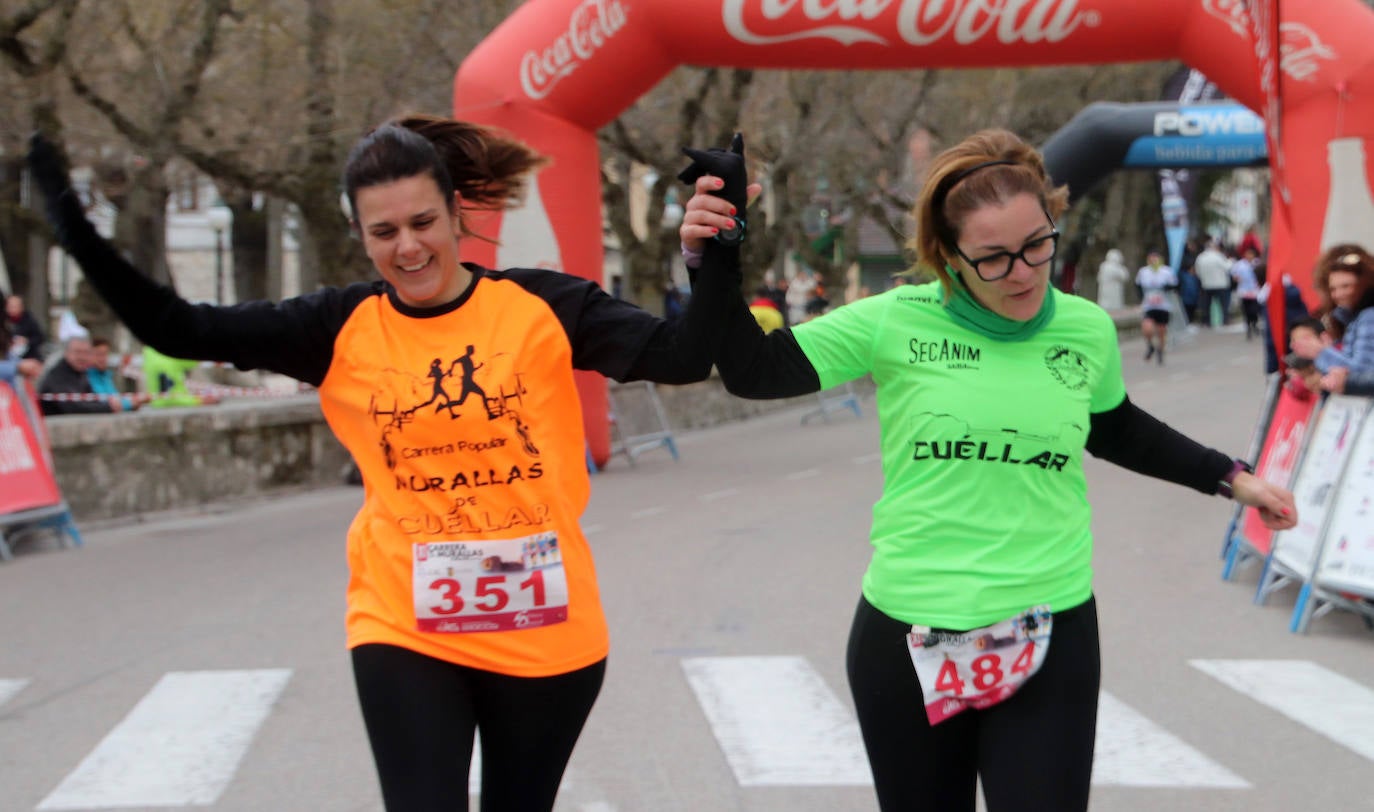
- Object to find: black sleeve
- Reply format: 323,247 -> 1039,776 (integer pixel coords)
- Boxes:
1085,394 -> 1234,494
28,138 -> 370,387
701,241 -> 821,399
497,242 -> 742,385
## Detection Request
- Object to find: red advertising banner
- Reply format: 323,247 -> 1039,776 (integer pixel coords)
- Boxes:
0,379 -> 63,516
1242,386 -> 1317,556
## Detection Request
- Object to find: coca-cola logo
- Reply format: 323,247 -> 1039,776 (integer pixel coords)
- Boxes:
722,0 -> 1097,47
519,0 -> 627,100
1199,0 -> 1248,39
1279,23 -> 1335,83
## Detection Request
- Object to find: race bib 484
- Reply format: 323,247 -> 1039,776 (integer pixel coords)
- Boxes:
907,605 -> 1053,725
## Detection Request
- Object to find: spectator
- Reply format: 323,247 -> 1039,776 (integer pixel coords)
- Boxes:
1282,319 -> 1328,398
1231,246 -> 1262,339
0,318 -> 43,384
1292,244 -> 1374,391
766,275 -> 790,326
804,276 -> 830,320
142,346 -> 220,408
1095,248 -> 1129,311
5,294 -> 48,362
1192,240 -> 1232,327
87,337 -> 138,411
1177,264 -> 1201,326
748,286 -> 784,334
37,335 -> 123,415
1258,273 -> 1311,374
786,269 -> 816,325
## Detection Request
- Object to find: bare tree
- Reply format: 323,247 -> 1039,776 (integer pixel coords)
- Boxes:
0,0 -> 76,323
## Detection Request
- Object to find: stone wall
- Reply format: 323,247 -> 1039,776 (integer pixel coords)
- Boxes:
45,396 -> 351,522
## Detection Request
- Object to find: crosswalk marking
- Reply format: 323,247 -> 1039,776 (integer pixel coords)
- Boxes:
681,657 -> 1255,789
0,677 -> 29,708
1093,691 -> 1249,787
38,668 -> 292,810
1192,659 -> 1374,762
11,658 -> 1374,804
681,656 -> 871,786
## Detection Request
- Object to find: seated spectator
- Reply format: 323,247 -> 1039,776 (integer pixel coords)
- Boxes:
5,293 -> 47,362
142,346 -> 219,407
38,336 -> 124,414
87,336 -> 138,411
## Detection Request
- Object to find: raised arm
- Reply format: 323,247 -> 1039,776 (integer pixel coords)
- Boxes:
27,135 -> 361,386
676,138 -> 821,399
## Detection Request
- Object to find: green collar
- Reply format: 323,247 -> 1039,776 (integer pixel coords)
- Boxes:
943,266 -> 1055,341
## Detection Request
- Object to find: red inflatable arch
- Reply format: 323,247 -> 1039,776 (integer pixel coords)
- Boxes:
455,0 -> 1374,465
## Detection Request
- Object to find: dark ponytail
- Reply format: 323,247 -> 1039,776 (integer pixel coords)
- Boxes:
342,113 -> 547,241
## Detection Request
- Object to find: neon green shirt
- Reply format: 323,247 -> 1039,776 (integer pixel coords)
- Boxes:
792,281 -> 1126,629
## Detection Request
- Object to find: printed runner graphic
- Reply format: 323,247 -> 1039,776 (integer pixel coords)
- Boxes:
367,346 -> 539,469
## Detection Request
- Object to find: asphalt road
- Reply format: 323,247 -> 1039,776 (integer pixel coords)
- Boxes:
1,325 -> 1371,812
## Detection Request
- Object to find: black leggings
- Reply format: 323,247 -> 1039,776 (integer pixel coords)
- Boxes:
847,595 -> 1100,812
352,643 -> 606,812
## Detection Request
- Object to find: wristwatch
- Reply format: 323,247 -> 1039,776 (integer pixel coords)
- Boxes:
714,215 -> 746,246
1217,459 -> 1253,499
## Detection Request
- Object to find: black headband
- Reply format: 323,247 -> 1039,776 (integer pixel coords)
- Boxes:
934,160 -> 1018,208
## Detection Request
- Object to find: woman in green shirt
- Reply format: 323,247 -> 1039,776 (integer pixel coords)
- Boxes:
677,129 -> 1296,812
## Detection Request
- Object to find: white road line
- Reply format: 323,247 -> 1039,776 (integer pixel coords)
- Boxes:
1168,372 -> 1192,382
701,488 -> 740,502
581,524 -> 604,536
630,506 -> 667,520
0,678 -> 29,709
784,469 -> 820,481
38,669 -> 292,810
1093,691 -> 1249,787
851,453 -> 881,465
1192,659 -> 1374,762
682,656 -> 870,786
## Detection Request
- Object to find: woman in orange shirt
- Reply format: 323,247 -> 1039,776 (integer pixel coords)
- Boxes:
29,117 -> 738,812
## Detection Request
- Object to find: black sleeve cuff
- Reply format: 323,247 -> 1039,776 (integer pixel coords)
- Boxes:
1085,395 -> 1234,494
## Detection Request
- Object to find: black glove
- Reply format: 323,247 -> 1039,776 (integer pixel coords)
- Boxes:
678,133 -> 748,246
27,133 -> 94,249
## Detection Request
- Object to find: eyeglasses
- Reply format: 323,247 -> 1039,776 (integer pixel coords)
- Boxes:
952,229 -> 1060,282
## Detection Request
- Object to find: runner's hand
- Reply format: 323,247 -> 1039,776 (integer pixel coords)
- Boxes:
27,133 -> 94,249
1231,472 -> 1296,531
677,134 -> 760,252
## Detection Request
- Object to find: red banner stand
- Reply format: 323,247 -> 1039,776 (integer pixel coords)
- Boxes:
1221,382 -> 1317,581
0,378 -> 82,561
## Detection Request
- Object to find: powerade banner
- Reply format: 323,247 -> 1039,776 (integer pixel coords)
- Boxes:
1127,105 -> 1267,168
1041,101 -> 1269,205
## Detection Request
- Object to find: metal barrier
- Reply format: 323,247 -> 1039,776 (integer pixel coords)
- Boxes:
607,381 -> 679,467
1228,387 -> 1374,634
